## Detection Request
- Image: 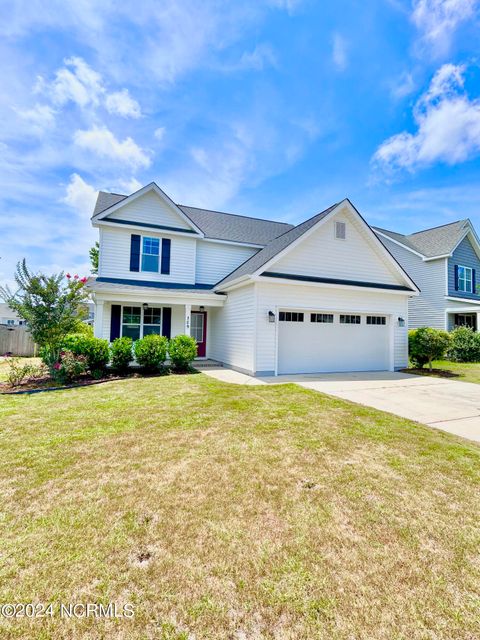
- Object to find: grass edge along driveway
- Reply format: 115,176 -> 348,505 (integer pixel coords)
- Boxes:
0,373 -> 479,640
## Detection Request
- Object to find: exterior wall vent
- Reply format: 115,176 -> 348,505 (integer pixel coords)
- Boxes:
335,221 -> 346,239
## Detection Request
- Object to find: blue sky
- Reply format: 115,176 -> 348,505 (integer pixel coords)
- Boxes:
2,0 -> 480,286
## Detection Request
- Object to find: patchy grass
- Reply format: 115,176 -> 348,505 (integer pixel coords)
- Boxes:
0,357 -> 41,382
0,373 -> 479,639
404,360 -> 480,384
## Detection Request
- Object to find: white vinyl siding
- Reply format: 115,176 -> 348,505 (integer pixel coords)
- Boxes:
105,191 -> 193,230
99,227 -> 195,284
379,236 -> 447,329
195,241 -> 258,284
255,281 -> 408,373
208,284 -> 256,374
273,208 -> 403,286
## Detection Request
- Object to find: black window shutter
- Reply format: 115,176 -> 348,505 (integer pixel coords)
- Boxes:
473,269 -> 476,294
162,307 -> 171,339
130,234 -> 141,272
110,305 -> 121,341
161,238 -> 171,274
454,264 -> 459,291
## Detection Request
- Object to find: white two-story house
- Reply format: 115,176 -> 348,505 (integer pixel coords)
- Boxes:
374,220 -> 480,332
88,182 -> 419,376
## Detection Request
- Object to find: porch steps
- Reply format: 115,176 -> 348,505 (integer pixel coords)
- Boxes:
193,359 -> 224,369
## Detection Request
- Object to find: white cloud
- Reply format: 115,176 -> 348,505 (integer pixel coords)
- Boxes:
154,127 -> 166,140
62,173 -> 98,217
267,0 -> 302,13
390,72 -> 416,99
412,0 -> 477,56
117,177 -> 143,193
105,89 -> 142,118
38,56 -> 104,108
15,104 -> 56,136
236,44 -> 277,71
332,33 -> 348,71
373,64 -> 480,172
73,126 -> 151,170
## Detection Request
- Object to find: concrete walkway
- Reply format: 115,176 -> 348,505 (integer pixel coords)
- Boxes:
199,367 -> 480,443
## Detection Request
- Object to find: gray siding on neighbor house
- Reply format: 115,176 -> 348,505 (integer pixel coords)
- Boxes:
379,236 -> 447,329
448,236 -> 480,300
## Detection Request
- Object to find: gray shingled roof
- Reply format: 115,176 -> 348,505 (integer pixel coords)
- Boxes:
92,191 -> 293,246
93,192 -> 126,216
373,220 -> 470,258
178,205 -> 293,245
215,203 -> 339,287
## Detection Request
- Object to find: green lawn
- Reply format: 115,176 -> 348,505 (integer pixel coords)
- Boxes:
430,360 -> 480,384
0,374 -> 479,639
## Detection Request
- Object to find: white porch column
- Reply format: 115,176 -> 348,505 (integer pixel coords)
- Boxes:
476,312 -> 480,332
94,301 -> 104,339
184,304 -> 191,335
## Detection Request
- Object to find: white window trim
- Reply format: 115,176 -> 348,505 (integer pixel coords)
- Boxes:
141,235 -> 161,274
458,265 -> 473,293
121,304 -> 163,339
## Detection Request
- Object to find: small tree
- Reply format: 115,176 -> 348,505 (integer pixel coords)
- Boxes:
89,242 -> 99,275
409,327 -> 451,371
0,260 -> 89,359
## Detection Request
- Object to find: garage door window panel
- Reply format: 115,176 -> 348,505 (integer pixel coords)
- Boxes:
279,312 -> 304,322
311,313 -> 334,323
340,315 -> 361,324
366,316 -> 386,325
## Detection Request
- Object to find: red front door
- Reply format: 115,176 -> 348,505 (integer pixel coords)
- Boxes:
191,311 -> 207,357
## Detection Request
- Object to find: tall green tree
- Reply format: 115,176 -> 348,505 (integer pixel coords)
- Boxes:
89,241 -> 99,274
0,260 -> 89,353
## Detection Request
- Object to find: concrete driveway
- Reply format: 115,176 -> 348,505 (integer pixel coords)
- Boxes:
260,371 -> 480,443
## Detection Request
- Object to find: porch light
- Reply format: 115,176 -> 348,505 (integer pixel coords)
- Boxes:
398,317 -> 405,327
142,303 -> 148,310
268,310 -> 276,323
199,305 -> 205,311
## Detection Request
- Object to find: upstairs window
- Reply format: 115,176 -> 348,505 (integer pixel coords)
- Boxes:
142,237 -> 160,272
457,265 -> 473,293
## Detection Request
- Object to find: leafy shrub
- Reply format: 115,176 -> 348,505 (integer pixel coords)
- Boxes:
51,350 -> 87,384
448,326 -> 480,362
62,333 -> 109,378
110,337 -> 133,374
409,327 -> 451,370
4,358 -> 46,387
133,334 -> 168,373
168,334 -> 197,372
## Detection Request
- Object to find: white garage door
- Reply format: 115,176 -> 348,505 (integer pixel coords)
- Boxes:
277,310 -> 390,374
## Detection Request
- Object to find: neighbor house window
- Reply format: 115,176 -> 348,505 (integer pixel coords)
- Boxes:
279,312 -> 304,322
122,306 -> 141,340
457,265 -> 473,293
340,315 -> 361,324
366,316 -> 386,325
142,237 -> 160,272
143,307 -> 162,336
310,313 -> 334,323
6,319 -> 14,326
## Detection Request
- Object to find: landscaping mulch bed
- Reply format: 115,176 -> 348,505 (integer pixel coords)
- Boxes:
401,367 -> 461,379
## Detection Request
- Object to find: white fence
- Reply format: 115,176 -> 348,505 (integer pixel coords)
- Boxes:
0,325 -> 36,356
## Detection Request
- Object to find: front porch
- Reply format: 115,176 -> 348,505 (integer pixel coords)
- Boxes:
446,309 -> 480,331
89,280 -> 225,360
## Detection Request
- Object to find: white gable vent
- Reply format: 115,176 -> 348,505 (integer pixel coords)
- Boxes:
335,221 -> 346,239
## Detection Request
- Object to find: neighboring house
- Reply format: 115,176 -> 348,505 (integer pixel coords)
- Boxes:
88,182 -> 419,376
0,303 -> 25,326
374,220 -> 480,332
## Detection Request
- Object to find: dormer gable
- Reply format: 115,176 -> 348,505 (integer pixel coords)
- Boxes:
93,182 -> 204,237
